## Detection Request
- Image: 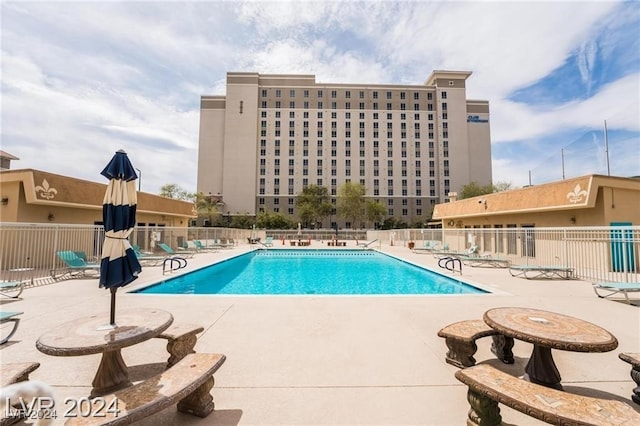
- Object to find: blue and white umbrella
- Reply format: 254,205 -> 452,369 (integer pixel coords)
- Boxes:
99,149 -> 142,327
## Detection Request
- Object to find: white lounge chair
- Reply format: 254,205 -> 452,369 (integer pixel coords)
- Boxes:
592,282 -> 640,304
0,281 -> 24,299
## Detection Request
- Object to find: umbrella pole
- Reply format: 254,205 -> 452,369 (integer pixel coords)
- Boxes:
110,288 -> 117,326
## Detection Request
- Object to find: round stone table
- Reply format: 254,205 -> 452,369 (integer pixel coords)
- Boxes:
483,307 -> 618,390
36,308 -> 173,397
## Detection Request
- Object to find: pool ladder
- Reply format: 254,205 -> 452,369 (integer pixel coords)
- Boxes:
438,256 -> 462,275
162,256 -> 188,275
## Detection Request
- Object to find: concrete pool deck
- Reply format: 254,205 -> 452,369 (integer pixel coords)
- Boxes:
1,241 -> 639,425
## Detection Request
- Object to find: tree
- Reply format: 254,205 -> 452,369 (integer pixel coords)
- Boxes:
194,192 -> 219,225
160,184 -> 193,201
492,181 -> 513,192
459,181 -> 513,199
256,211 -> 295,229
459,181 -> 494,199
365,200 -> 386,229
337,182 -> 366,228
295,185 -> 332,228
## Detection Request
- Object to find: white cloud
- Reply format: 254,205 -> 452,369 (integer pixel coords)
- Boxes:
1,1 -> 637,194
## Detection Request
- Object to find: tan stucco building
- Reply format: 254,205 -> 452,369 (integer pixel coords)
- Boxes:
198,70 -> 492,228
433,174 -> 640,228
0,169 -> 196,226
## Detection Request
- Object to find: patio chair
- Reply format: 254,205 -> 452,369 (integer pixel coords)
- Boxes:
0,281 -> 24,299
508,264 -> 574,279
158,242 -> 196,258
131,246 -> 168,267
593,282 -> 640,304
411,240 -> 441,253
52,250 -> 101,279
1,311 -> 23,344
193,240 -> 220,252
263,236 -> 274,247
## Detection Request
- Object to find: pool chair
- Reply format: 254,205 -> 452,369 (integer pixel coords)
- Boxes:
411,240 -> 441,253
52,250 -> 101,280
592,282 -> 640,304
1,311 -> 23,344
508,264 -> 574,280
132,247 -> 168,267
213,238 -> 236,249
459,255 -> 511,268
158,242 -> 197,258
0,281 -> 24,299
193,240 -> 219,252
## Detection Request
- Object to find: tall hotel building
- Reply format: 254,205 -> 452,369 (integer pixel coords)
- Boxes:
197,70 -> 492,228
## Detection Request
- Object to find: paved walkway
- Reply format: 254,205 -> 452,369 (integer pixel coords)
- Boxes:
1,241 -> 639,425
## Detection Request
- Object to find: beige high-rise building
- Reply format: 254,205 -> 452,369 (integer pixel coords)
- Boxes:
198,70 -> 492,228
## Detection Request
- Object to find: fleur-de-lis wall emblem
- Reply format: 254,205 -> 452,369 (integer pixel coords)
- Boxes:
566,184 -> 588,204
34,179 -> 58,200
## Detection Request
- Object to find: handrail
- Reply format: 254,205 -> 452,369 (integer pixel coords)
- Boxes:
162,256 -> 187,275
438,256 -> 462,274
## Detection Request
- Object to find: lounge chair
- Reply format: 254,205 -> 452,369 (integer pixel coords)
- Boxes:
1,311 -> 23,344
432,244 -> 476,258
0,281 -> 24,299
412,240 -> 441,253
508,264 -> 574,279
264,236 -> 274,247
592,282 -> 640,304
158,243 -> 196,258
460,255 -> 511,268
193,240 -> 219,252
52,250 -> 101,279
131,247 -> 168,267
213,238 -> 236,248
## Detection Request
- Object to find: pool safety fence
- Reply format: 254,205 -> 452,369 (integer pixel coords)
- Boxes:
0,224 -> 637,286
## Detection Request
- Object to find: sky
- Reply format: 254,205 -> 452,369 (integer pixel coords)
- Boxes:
2,1 -> 639,195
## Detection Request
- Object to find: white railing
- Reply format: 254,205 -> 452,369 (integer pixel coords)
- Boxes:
0,224 -> 253,285
369,226 -> 639,283
1,224 -> 637,285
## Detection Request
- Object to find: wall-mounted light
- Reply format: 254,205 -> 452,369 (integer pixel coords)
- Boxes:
0,197 -> 8,205
447,220 -> 455,226
570,216 -> 576,224
47,212 -> 55,221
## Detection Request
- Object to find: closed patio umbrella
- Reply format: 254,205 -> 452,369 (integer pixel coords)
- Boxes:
99,149 -> 142,328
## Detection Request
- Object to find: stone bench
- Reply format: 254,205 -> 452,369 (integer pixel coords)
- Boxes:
65,352 -> 226,425
437,319 -> 514,368
1,362 -> 41,426
455,364 -> 640,425
619,352 -> 640,405
0,362 -> 40,387
157,324 -> 205,368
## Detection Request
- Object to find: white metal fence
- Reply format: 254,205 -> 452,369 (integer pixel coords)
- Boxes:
0,224 -> 253,284
369,226 -> 639,283
1,224 -> 637,285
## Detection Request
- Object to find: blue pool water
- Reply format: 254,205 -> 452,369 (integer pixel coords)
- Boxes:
135,250 -> 486,295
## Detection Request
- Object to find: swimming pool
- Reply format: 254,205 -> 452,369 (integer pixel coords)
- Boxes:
135,249 -> 487,295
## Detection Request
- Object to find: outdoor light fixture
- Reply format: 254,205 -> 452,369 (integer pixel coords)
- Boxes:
570,216 -> 576,224
47,212 -> 55,221
0,197 -> 8,205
